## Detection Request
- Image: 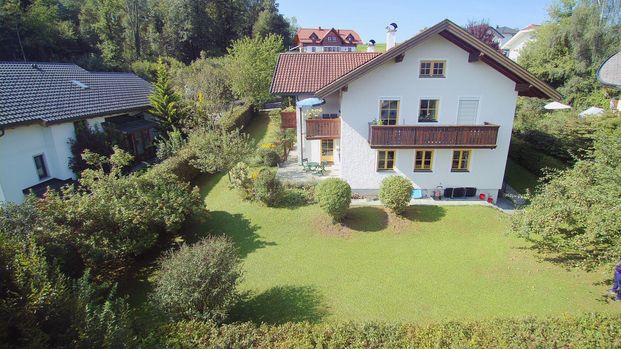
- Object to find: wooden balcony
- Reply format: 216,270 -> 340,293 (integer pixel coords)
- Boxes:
281,111 -> 297,129
306,118 -> 341,140
368,123 -> 499,149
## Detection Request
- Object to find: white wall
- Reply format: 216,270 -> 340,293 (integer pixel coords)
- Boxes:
0,114 -> 126,203
0,122 -> 76,203
339,34 -> 518,197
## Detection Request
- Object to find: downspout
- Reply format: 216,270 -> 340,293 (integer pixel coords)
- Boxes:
298,106 -> 304,164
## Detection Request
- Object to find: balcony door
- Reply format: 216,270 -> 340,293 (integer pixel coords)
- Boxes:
321,139 -> 334,163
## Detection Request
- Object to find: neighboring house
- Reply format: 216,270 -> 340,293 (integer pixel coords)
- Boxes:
293,27 -> 363,52
271,19 -> 560,200
501,24 -> 539,61
0,62 -> 155,203
491,26 -> 519,48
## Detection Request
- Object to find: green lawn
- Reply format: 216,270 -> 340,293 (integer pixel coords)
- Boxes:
188,113 -> 621,324
504,158 -> 540,194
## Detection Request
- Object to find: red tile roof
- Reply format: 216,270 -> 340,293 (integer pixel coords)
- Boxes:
270,52 -> 381,94
295,28 -> 363,45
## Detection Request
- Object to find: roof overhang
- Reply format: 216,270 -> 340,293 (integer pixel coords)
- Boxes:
315,19 -> 560,100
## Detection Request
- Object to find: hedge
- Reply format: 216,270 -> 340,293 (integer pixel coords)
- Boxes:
145,145 -> 201,183
509,136 -> 567,176
220,102 -> 257,130
145,313 -> 621,348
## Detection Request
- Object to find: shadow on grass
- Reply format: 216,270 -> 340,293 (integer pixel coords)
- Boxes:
343,207 -> 388,232
189,211 -> 275,258
402,205 -> 446,222
231,285 -> 327,324
194,172 -> 227,198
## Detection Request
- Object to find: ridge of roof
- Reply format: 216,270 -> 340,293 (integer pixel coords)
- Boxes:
315,19 -> 560,100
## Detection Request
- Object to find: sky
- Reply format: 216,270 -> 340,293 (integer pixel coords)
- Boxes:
278,0 -> 555,44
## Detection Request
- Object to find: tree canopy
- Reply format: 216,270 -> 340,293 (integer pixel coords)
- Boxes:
518,0 -> 621,108
0,0 -> 293,68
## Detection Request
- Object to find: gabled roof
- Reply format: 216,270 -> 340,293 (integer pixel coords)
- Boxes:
295,28 -> 363,45
0,62 -> 153,127
597,50 -> 621,89
316,19 -> 560,100
501,25 -> 539,50
270,52 -> 381,94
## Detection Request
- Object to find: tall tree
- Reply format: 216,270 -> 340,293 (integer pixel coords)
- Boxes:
252,0 -> 292,48
465,19 -> 500,50
519,0 -> 621,107
148,58 -> 184,133
226,34 -> 283,104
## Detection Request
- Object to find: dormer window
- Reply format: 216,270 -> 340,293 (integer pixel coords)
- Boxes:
309,33 -> 319,41
346,34 -> 354,42
327,36 -> 337,42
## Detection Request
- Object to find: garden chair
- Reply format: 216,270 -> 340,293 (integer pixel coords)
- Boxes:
313,162 -> 327,176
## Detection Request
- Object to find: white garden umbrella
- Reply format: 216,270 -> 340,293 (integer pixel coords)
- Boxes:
579,106 -> 604,117
544,101 -> 572,110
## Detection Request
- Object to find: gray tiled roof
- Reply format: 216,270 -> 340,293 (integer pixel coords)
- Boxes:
0,62 -> 153,127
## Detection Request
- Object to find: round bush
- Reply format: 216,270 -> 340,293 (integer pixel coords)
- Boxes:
379,176 -> 413,215
261,149 -> 280,167
153,236 -> 241,323
253,169 -> 282,206
316,178 -> 351,222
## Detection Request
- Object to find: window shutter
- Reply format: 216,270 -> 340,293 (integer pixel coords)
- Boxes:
457,99 -> 479,125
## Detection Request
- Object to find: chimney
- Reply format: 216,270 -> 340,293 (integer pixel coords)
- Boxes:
318,26 -> 322,30
367,39 -> 376,52
386,22 -> 398,50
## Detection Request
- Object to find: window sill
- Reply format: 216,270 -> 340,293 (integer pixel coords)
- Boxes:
414,170 -> 432,173
451,169 -> 469,173
419,75 -> 446,79
377,169 -> 396,173
418,119 -> 438,123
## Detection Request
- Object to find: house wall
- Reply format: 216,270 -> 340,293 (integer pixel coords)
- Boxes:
503,31 -> 534,61
338,34 -> 518,199
0,114 -> 132,203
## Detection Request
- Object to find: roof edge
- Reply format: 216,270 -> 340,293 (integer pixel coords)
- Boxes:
316,19 -> 560,101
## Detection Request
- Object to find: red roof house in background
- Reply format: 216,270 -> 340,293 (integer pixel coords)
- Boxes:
293,27 -> 363,53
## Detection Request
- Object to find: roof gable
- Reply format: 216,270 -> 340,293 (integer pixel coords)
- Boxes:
316,19 -> 560,100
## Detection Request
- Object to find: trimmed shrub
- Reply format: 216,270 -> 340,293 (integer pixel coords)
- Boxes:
146,146 -> 201,183
261,149 -> 280,167
229,162 -> 253,200
145,314 -> 621,348
379,176 -> 413,215
253,169 -> 282,206
316,179 -> 351,222
153,236 -> 241,323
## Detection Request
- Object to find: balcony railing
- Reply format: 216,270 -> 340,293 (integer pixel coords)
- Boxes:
306,118 -> 341,140
280,111 -> 297,129
368,123 -> 499,149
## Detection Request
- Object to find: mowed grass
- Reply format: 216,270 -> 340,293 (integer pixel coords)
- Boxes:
504,158 -> 541,194
191,113 -> 620,323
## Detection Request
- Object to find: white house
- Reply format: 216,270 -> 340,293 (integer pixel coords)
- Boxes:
293,27 -> 363,52
271,19 -> 560,201
0,62 -> 154,203
501,24 -> 539,61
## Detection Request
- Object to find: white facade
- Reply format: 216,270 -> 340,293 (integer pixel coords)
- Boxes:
298,34 -> 519,200
1,115 -> 113,204
501,28 -> 536,61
